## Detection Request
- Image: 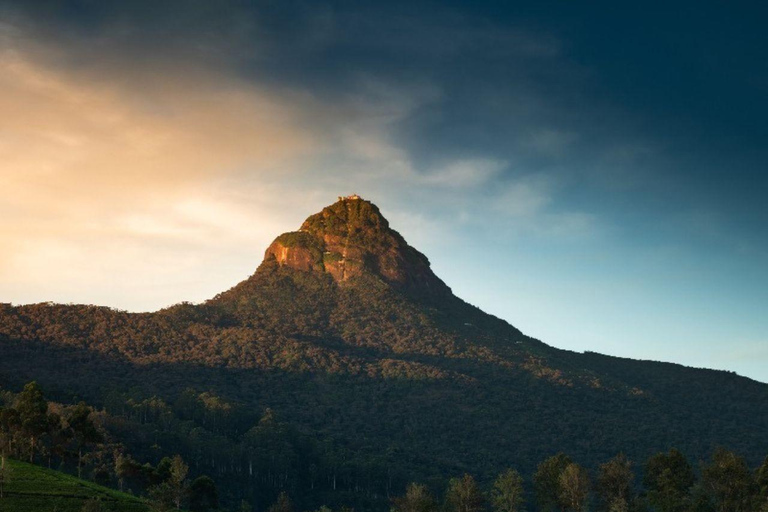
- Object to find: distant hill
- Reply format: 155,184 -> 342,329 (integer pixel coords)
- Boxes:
1,195 -> 767,509
1,458 -> 147,512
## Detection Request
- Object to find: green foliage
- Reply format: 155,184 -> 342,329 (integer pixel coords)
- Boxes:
68,402 -> 103,478
0,458 -> 147,511
756,456 -> 768,502
490,469 -> 524,512
323,252 -> 343,264
0,457 -> 12,499
82,497 -> 105,512
445,474 -> 484,512
268,492 -> 293,512
188,475 -> 218,512
643,449 -> 694,512
534,453 -> 572,512
596,454 -> 634,512
147,482 -> 175,512
701,448 -> 756,512
392,482 -> 438,512
147,454 -> 189,510
274,231 -> 319,249
557,463 -> 590,512
16,382 -> 49,463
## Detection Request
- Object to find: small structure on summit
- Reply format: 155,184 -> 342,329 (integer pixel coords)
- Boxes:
338,194 -> 361,201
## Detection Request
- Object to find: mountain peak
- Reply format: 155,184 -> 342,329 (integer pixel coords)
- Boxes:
260,196 -> 450,294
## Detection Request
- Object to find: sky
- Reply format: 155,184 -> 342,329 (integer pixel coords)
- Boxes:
1,1 -> 767,382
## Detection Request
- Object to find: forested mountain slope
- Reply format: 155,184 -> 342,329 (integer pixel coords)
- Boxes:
1,196 -> 766,509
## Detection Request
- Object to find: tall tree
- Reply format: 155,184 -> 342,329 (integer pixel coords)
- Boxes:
169,455 -> 189,510
757,457 -> 768,508
44,412 -> 67,469
155,457 -> 174,486
558,462 -> 590,512
115,452 -> 143,493
393,482 -> 438,512
701,448 -> 756,512
491,469 -> 525,512
189,475 -> 219,512
68,402 -> 103,478
0,407 -> 20,465
534,453 -> 572,512
445,474 -> 485,512
0,456 -> 11,499
268,492 -> 294,512
643,449 -> 694,512
148,483 -> 175,512
596,454 -> 634,512
15,382 -> 49,463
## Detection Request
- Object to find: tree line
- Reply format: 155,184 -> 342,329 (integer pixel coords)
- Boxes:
0,382 -> 220,511
3,380 -> 768,512
381,449 -> 768,512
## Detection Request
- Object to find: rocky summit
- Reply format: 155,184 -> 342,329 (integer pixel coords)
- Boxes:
262,195 -> 451,294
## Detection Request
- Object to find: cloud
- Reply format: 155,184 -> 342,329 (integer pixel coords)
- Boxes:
420,159 -> 507,188
0,22 -> 333,308
492,175 -> 554,218
0,10 -> 610,312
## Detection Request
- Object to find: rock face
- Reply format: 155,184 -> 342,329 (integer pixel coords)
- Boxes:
262,195 -> 450,294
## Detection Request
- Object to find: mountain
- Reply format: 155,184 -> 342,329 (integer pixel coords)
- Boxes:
1,195 -> 767,509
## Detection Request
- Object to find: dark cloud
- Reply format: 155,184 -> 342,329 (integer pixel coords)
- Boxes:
4,0 -> 767,225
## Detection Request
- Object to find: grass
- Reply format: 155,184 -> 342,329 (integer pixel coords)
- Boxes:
0,458 -> 149,512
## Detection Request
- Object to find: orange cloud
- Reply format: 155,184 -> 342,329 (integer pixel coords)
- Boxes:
0,31 -> 331,309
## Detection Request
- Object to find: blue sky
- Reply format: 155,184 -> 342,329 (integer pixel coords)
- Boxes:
0,1 -> 766,381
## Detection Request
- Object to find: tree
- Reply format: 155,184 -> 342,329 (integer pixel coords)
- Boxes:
491,469 -> 525,512
155,457 -> 173,485
169,455 -> 189,510
534,453 -> 572,512
148,482 -> 175,512
268,491 -> 293,512
189,475 -> 219,512
643,449 -> 694,512
0,407 -> 20,465
445,474 -> 485,512
15,382 -> 49,463
68,402 -> 103,478
149,455 -> 189,511
596,454 -> 634,512
757,457 -> 768,507
558,462 -> 590,512
701,448 -> 756,512
688,484 -> 715,512
0,457 -> 11,499
45,412 -> 70,469
393,482 -> 438,512
239,500 -> 253,512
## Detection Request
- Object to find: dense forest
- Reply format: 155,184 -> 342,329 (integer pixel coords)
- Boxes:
1,197 -> 767,510
2,381 -> 768,512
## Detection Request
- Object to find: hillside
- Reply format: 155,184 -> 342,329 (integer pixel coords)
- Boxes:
0,195 -> 767,510
0,459 -> 147,512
